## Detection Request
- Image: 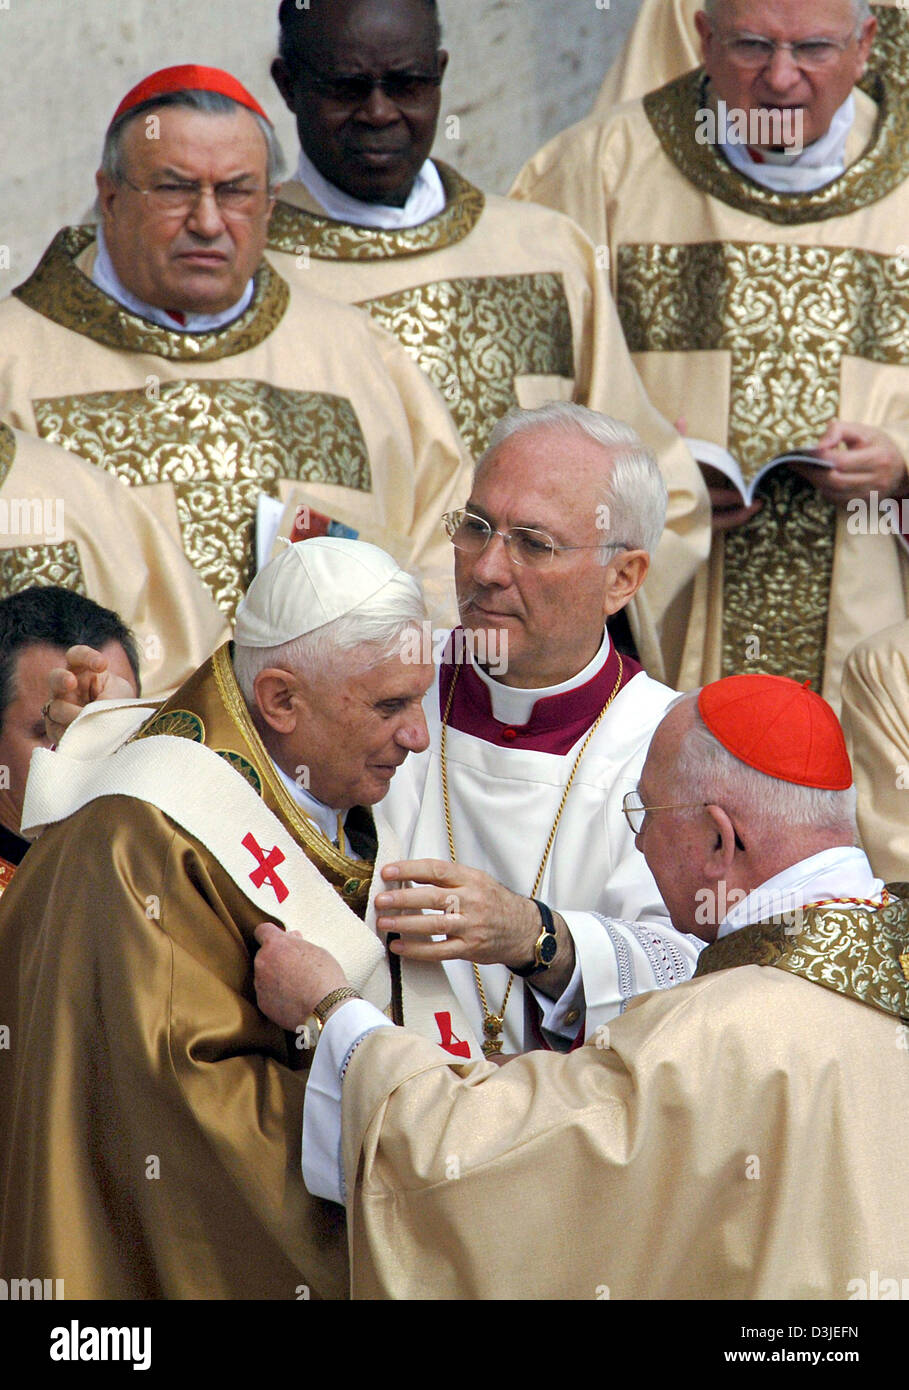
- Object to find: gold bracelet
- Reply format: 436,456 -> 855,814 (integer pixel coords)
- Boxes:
313,987 -> 362,1030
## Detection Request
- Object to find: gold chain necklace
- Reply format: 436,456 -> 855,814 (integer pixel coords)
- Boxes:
440,653 -> 624,1056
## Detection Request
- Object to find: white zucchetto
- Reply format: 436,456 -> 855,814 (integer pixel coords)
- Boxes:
234,537 -> 404,647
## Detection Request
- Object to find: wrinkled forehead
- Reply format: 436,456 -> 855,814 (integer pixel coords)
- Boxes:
709,0 -> 860,33
119,103 -> 269,170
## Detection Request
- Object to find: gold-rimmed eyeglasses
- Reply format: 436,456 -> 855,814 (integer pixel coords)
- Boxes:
716,29 -> 860,70
622,791 -> 708,835
443,509 -> 629,570
119,176 -> 269,220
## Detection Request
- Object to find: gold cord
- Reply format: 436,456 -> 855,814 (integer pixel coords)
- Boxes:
440,653 -> 624,1055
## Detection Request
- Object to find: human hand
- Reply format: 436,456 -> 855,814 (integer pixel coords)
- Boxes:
699,464 -> 763,532
796,421 -> 909,503
44,645 -> 137,741
375,859 -> 545,972
253,923 -> 349,1028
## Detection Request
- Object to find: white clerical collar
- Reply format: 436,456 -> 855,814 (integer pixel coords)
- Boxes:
91,221 -> 255,332
469,628 -> 612,726
273,762 -> 345,844
294,147 -> 446,229
719,844 -> 884,940
720,92 -> 855,193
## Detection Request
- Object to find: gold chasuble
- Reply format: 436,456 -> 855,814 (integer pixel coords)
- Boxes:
0,646 -> 381,1299
841,619 -> 909,882
339,896 -> 909,1300
265,163 -> 709,686
0,424 -> 228,696
591,1 -> 908,118
0,228 -> 472,625
512,75 -> 909,705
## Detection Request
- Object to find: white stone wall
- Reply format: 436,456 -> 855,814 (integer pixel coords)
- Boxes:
0,0 -> 641,289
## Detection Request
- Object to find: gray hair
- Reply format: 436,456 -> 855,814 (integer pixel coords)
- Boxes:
481,402 -> 668,558
101,90 -> 286,190
671,692 -> 858,838
232,569 -> 428,706
702,0 -> 871,26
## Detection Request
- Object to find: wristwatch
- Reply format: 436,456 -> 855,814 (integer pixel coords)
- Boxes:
312,987 -> 362,1030
513,900 -> 558,977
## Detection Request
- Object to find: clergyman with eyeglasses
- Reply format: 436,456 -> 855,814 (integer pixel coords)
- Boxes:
0,63 -> 472,628
263,0 -> 708,687
514,0 -> 909,713
366,401 -> 704,1063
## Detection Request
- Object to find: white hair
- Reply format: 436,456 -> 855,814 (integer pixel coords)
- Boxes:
231,569 -> 428,706
481,402 -> 668,558
670,692 -> 858,838
702,0 -> 871,26
101,89 -> 286,190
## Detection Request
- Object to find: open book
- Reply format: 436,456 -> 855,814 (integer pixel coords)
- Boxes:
687,437 -> 833,506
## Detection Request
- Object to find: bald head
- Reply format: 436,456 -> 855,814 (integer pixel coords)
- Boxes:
635,693 -> 857,939
701,0 -> 870,20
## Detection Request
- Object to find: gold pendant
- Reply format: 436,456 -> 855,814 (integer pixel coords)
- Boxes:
482,1014 -> 504,1057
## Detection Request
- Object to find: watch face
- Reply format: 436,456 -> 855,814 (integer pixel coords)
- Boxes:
538,933 -> 558,966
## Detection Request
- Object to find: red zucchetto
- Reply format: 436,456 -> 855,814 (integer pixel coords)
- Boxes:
697,674 -> 853,790
110,65 -> 271,128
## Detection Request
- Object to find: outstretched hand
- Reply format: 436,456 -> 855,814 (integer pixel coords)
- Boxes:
44,645 -> 136,741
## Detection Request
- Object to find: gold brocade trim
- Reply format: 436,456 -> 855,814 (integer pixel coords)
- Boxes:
0,543 -> 86,597
617,239 -> 909,690
618,242 -> 909,481
864,8 -> 909,92
214,750 -> 262,795
267,162 -> 485,261
12,227 -> 289,360
722,471 -> 835,690
642,71 -> 909,223
210,645 -> 374,890
0,424 -> 14,487
694,889 -> 909,1022
133,709 -> 205,743
33,379 -> 371,620
359,273 -> 574,457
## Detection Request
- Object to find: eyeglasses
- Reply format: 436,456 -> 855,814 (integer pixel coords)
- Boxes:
622,791 -> 708,835
295,60 -> 443,107
119,176 -> 269,220
717,30 -> 860,70
443,510 -> 629,569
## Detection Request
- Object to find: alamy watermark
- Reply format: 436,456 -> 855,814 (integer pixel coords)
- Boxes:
695,100 -> 805,155
0,497 -> 64,543
400,622 -> 508,677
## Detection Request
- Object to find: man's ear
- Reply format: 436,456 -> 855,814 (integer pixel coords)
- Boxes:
602,549 -> 649,617
856,16 -> 877,76
703,803 -> 738,880
254,667 -> 302,734
693,9 -> 713,66
95,169 -> 118,224
271,58 -> 295,112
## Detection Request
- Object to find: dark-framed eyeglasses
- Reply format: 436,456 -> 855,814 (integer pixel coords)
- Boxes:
119,175 -> 268,220
443,509 -> 629,569
294,60 -> 443,107
717,30 -> 860,70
